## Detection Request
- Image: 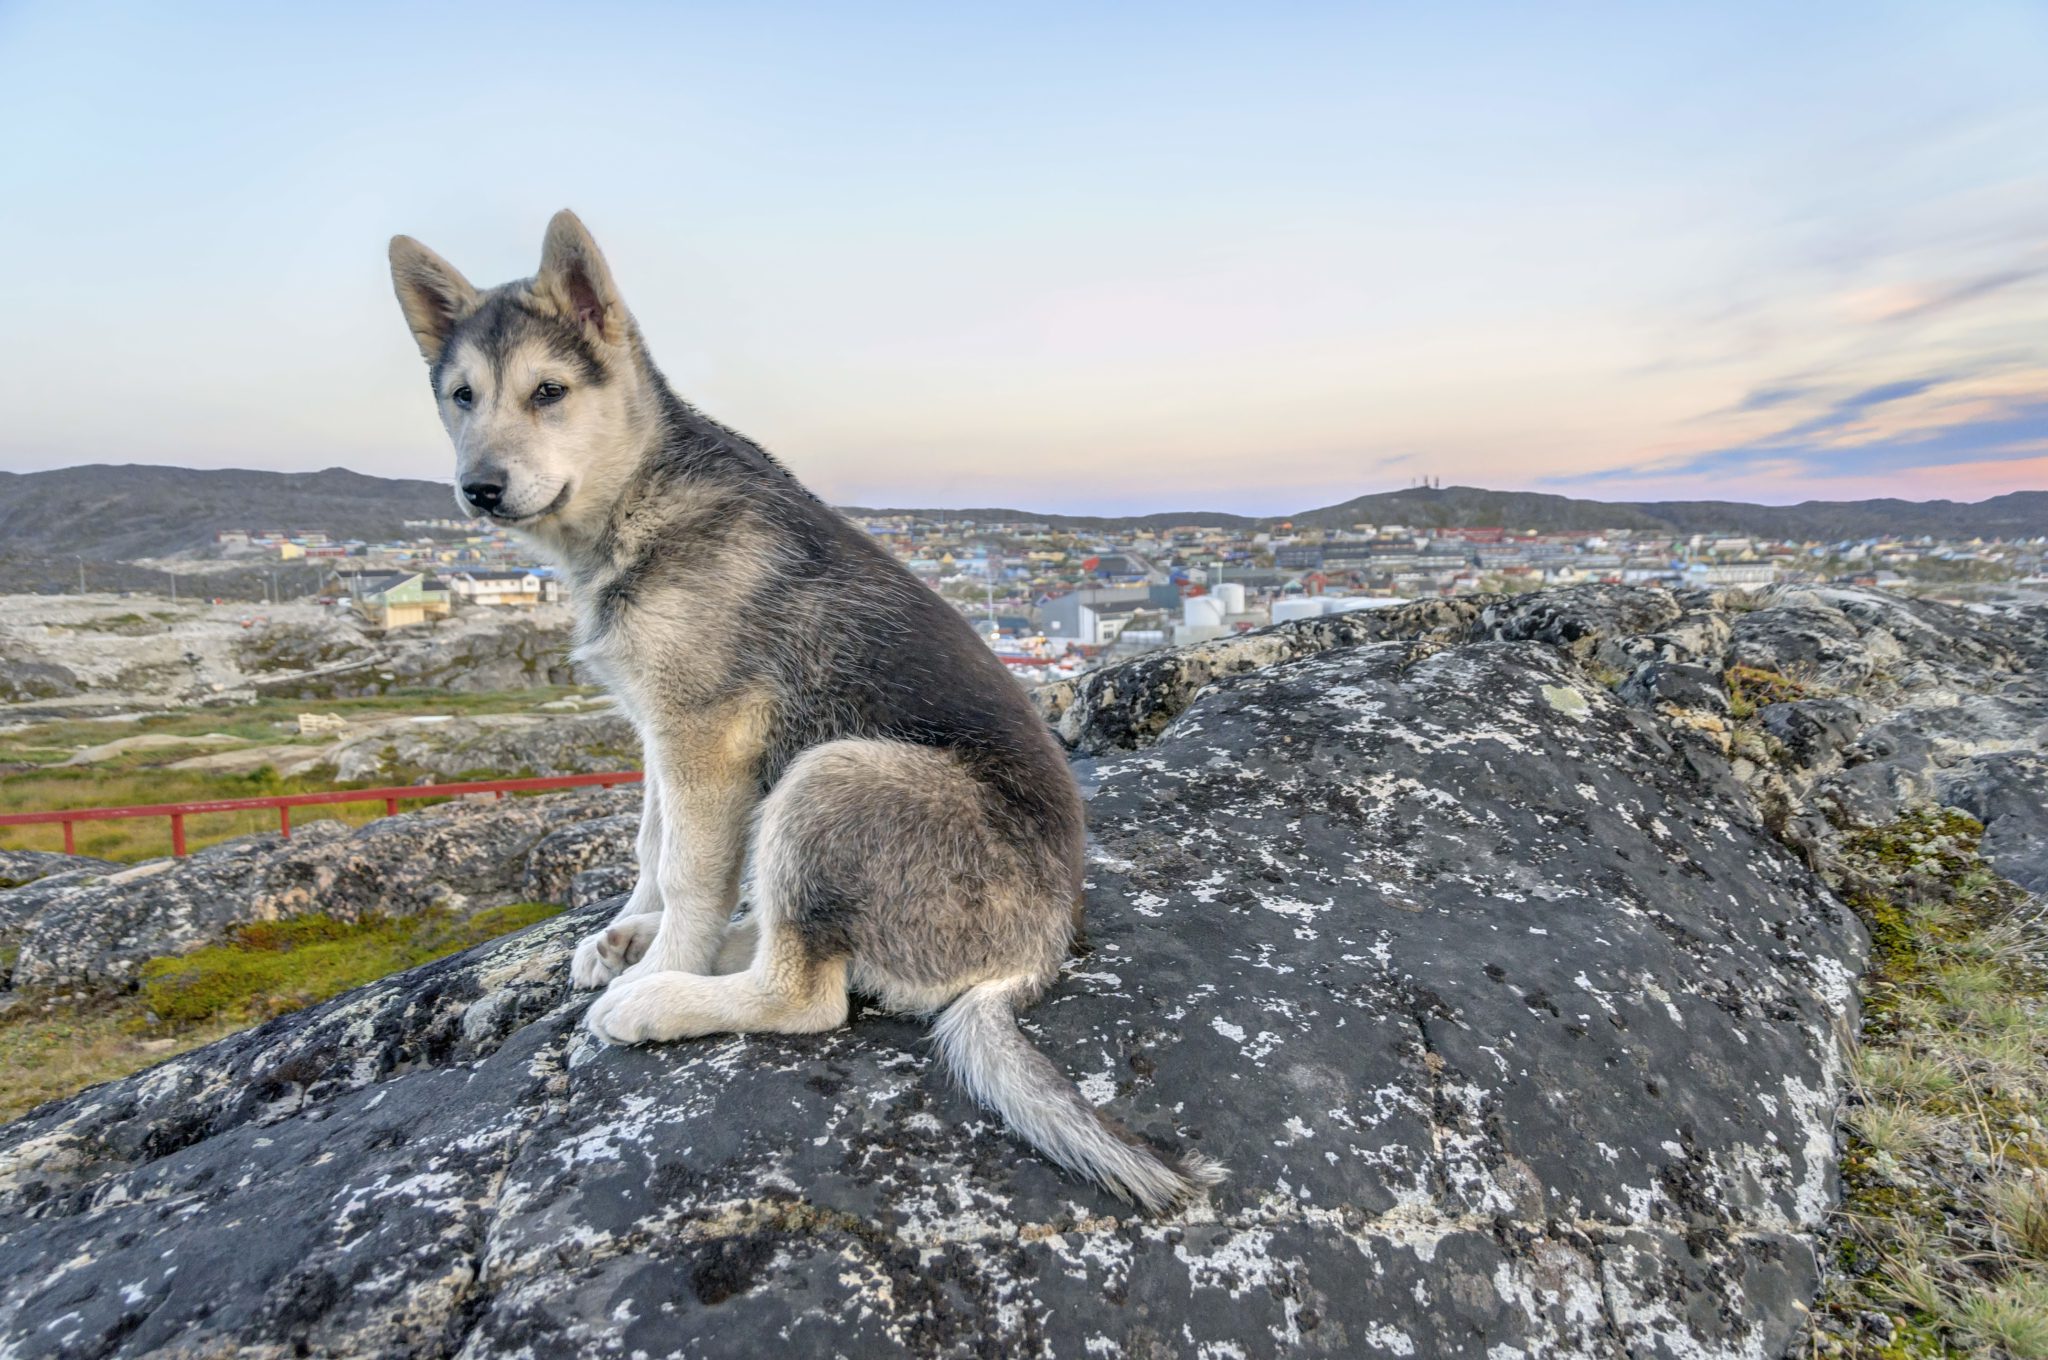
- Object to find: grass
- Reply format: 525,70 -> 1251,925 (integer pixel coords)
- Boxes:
1724,663 -> 1836,720
0,685 -> 607,861
1812,808 -> 2048,1359
0,902 -> 561,1123
0,1005 -> 246,1125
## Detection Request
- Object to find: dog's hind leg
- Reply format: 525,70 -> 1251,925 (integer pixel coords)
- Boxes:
585,913 -> 847,1043
571,764 -> 668,988
586,739 -> 861,1044
711,913 -> 760,975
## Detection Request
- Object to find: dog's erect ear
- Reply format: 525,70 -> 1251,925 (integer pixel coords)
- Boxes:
535,210 -> 626,346
389,237 -> 479,363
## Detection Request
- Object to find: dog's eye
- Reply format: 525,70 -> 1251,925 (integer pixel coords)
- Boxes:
451,385 -> 473,408
533,381 -> 566,406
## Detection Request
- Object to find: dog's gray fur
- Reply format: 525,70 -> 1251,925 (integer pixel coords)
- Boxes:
388,211 -> 1222,1212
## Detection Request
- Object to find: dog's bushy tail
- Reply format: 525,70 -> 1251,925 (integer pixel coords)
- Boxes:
932,978 -> 1225,1214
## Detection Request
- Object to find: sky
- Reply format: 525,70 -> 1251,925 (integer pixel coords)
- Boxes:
1,2 -> 2044,515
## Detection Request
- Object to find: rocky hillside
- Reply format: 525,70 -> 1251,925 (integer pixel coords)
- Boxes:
0,595 -> 581,706
0,584 -> 2042,1357
0,465 -> 453,563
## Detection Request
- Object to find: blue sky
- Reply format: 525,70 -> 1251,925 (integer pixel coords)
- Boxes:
1,1 -> 2044,513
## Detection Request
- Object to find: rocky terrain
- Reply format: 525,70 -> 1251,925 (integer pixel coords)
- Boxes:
0,583 -> 2042,1357
0,594 -> 580,708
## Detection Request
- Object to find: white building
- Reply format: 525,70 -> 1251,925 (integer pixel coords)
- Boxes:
446,570 -> 560,607
1687,563 -> 1778,587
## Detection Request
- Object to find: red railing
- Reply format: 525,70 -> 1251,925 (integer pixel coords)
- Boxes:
0,771 -> 642,858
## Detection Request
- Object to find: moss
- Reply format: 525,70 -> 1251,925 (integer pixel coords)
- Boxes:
138,903 -> 561,1030
1585,661 -> 1627,689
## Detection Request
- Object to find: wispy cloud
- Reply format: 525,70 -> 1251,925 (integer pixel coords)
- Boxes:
1734,385 -> 1812,413
1870,266 -> 2048,324
1765,376 -> 1953,442
1551,396 -> 2048,490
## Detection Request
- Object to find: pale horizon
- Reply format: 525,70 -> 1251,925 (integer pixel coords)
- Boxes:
2,2 -> 2045,514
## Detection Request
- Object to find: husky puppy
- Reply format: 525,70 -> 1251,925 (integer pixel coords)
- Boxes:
388,212 -> 1220,1212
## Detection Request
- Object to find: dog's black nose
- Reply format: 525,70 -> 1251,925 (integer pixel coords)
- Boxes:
463,482 -> 505,512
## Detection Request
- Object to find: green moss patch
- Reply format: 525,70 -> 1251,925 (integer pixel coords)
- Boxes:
139,903 -> 561,1029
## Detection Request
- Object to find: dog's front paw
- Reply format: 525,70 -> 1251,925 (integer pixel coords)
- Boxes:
569,915 -> 658,989
584,972 -> 703,1045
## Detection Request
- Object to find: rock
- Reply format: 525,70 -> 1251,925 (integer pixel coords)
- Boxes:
323,711 -> 640,782
1480,583 -> 1685,666
522,812 -> 640,905
0,652 -> 80,702
284,615 -> 582,698
1760,699 -> 1870,776
164,742 -> 333,776
1617,659 -> 1730,719
0,629 -> 1866,1358
1036,596 -> 1486,754
6,787 -> 639,992
58,732 -> 244,766
0,855 -> 119,987
0,849 -> 116,890
1935,752 -> 2048,892
1064,583 -> 2048,893
569,863 -> 637,908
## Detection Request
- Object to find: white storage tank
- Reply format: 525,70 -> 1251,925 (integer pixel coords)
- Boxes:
1214,582 -> 1246,615
1182,595 -> 1227,628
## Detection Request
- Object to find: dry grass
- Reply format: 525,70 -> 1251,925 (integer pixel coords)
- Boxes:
0,685 -> 604,861
1951,1279 -> 2048,1359
1846,1099 -> 1950,1160
0,1004 -> 242,1124
1815,808 -> 2048,1359
1724,663 -> 1838,720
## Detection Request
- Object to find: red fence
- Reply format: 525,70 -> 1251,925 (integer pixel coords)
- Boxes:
0,771 -> 643,858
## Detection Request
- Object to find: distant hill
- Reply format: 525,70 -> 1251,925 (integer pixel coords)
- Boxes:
0,465 -> 456,562
2,466 -> 2043,571
1277,485 -> 2048,540
842,505 -> 1263,533
856,484 -> 2048,540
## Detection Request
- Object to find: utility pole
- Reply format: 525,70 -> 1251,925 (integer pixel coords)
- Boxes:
77,558 -> 86,594
169,569 -> 177,605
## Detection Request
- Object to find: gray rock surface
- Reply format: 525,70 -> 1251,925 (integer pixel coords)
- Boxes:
0,587 -> 1909,1358
324,709 -> 639,782
522,812 -> 642,905
1053,584 -> 2048,895
3,788 -> 640,992
0,654 -> 81,703
0,849 -> 116,890
287,615 -> 581,698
